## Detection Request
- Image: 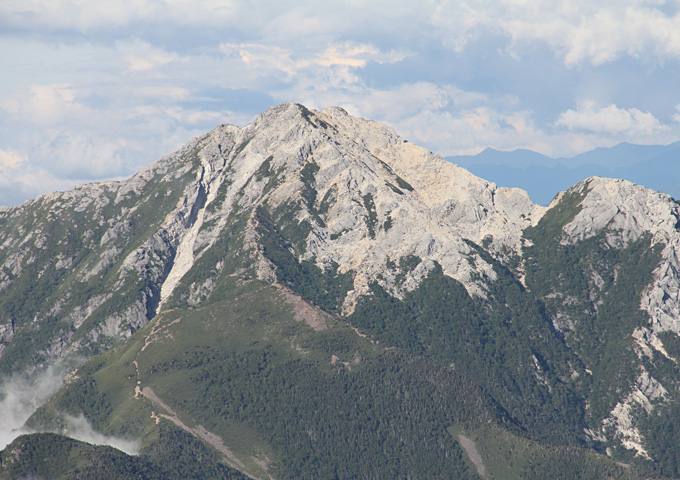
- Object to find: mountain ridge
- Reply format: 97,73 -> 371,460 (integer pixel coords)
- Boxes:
1,103 -> 680,478
448,142 -> 680,205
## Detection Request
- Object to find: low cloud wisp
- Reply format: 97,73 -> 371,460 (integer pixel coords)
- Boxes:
0,362 -> 68,450
0,361 -> 140,456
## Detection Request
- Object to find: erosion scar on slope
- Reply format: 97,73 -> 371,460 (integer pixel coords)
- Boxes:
458,434 -> 486,478
139,387 -> 274,480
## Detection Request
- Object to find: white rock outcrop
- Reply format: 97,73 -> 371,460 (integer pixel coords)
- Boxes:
560,177 -> 680,346
179,104 -> 545,312
556,177 -> 680,455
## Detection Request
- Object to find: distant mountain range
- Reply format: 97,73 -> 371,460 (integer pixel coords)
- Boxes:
447,141 -> 680,205
2,104 -> 680,479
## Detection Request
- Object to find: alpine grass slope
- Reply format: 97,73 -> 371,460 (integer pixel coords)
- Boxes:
1,103 -> 680,479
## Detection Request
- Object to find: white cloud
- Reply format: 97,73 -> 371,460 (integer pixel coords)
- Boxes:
31,131 -> 133,178
220,41 -> 404,79
0,0 -> 240,34
0,149 -> 26,172
125,50 -> 180,73
300,82 -> 452,119
162,107 -> 231,126
63,414 -> 140,455
0,142 -> 91,207
129,86 -> 191,100
0,155 -> 87,207
4,1 -> 679,70
555,102 -> 668,135
316,43 -> 405,68
221,43 -> 297,75
1,84 -> 85,126
389,103 -> 665,159
0,362 -> 71,450
431,1 -> 680,67
0,361 -> 140,455
528,6 -> 680,67
673,105 -> 680,123
391,105 -> 554,156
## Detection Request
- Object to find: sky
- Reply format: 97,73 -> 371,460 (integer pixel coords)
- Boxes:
2,0 -> 680,207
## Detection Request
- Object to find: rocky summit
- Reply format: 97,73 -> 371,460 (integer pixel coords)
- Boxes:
1,103 -> 680,479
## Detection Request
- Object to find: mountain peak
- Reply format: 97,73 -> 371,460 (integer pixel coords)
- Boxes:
197,103 -> 542,311
555,176 -> 680,244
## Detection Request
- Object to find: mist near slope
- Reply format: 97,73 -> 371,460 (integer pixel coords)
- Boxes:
61,414 -> 140,455
0,361 -> 68,449
0,360 -> 139,455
